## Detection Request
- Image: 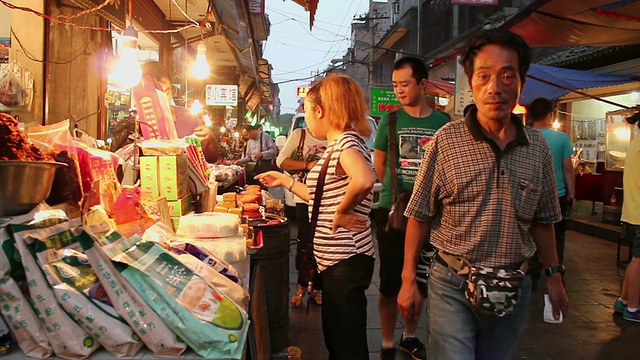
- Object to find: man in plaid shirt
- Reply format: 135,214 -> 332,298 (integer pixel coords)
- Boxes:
398,30 -> 570,359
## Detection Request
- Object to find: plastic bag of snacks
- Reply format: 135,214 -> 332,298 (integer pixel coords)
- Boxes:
77,229 -> 187,357
9,216 -> 99,359
27,120 -> 83,207
0,204 -> 52,359
0,62 -> 31,108
92,229 -> 249,359
25,224 -> 144,358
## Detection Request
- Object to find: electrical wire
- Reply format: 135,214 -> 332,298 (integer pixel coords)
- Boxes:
265,5 -> 355,30
318,0 -> 356,65
11,27 -> 91,64
0,0 -> 198,33
53,0 -> 112,19
171,0 -> 199,25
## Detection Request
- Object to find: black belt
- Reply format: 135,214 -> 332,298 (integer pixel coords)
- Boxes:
434,251 -> 449,267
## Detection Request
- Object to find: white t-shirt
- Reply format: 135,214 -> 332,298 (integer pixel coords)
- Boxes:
276,128 -> 327,204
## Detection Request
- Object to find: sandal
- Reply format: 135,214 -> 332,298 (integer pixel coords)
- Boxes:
311,290 -> 322,305
291,284 -> 305,307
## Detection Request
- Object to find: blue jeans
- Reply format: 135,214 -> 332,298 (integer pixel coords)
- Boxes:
427,259 -> 532,360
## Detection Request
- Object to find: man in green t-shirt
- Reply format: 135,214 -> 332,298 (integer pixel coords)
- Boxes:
373,57 -> 449,360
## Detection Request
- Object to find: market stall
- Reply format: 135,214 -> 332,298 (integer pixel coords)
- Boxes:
0,112 -> 290,359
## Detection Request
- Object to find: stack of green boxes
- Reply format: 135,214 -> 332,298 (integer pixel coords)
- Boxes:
140,153 -> 193,231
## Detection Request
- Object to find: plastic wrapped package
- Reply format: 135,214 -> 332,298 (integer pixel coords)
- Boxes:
88,230 -> 249,359
77,231 -> 187,357
27,120 -> 83,206
9,218 -> 100,359
0,204 -> 52,359
176,212 -> 240,238
24,225 -> 144,358
74,142 -> 121,214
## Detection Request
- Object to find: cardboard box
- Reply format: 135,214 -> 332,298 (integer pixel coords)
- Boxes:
140,154 -> 189,200
140,156 -> 159,197
167,193 -> 193,217
159,154 -> 189,200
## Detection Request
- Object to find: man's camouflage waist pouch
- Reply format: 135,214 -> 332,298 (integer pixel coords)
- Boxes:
464,266 -> 525,317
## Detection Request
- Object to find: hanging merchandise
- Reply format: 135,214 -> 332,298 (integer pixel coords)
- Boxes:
0,61 -> 33,110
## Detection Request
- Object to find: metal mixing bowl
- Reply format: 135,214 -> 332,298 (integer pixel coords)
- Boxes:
0,160 -> 66,216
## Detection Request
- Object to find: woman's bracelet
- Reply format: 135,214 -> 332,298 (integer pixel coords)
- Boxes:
288,176 -> 296,191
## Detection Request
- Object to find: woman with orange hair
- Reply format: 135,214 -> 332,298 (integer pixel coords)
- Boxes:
257,74 -> 376,359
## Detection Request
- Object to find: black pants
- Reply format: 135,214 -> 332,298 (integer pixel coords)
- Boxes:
554,195 -> 570,264
321,254 -> 374,360
295,203 -> 322,289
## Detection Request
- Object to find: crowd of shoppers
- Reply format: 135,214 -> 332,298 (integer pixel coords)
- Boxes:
251,29 -> 600,360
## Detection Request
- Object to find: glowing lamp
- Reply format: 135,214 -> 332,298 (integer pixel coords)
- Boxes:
220,126 -> 226,133
512,103 -> 527,114
234,131 -> 239,138
203,114 -> 212,127
552,119 -> 561,130
110,26 -> 142,89
614,127 -> 631,139
191,42 -> 210,80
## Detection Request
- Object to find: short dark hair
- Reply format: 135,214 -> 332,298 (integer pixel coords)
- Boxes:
626,109 -> 640,128
459,30 -> 531,85
527,98 -> 554,122
141,61 -> 171,81
241,124 -> 255,132
393,56 -> 429,83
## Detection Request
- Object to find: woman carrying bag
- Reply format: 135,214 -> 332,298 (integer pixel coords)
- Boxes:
256,74 -> 376,359
276,127 -> 327,307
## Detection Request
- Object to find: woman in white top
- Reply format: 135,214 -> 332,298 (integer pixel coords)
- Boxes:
257,74 -> 376,359
276,128 -> 327,307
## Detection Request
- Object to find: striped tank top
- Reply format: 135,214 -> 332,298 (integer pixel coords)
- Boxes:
306,131 -> 375,272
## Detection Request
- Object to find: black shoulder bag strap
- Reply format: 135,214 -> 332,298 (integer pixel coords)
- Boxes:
296,129 -> 306,158
259,131 -> 263,153
309,149 -> 334,243
388,111 -> 399,203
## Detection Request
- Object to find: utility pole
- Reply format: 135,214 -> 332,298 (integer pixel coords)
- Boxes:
370,7 -> 375,90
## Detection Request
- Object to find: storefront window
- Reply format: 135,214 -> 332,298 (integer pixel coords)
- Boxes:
569,92 -> 640,171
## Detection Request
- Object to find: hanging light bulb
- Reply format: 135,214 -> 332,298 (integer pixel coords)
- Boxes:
192,42 -> 210,80
190,99 -> 203,114
552,119 -> 561,130
220,126 -> 226,133
234,131 -> 239,138
203,114 -> 212,127
110,26 -> 142,89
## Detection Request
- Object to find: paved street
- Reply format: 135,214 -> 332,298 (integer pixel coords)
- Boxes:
288,225 -> 640,360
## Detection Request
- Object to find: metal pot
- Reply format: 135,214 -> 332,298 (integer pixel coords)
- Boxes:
0,160 -> 66,216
